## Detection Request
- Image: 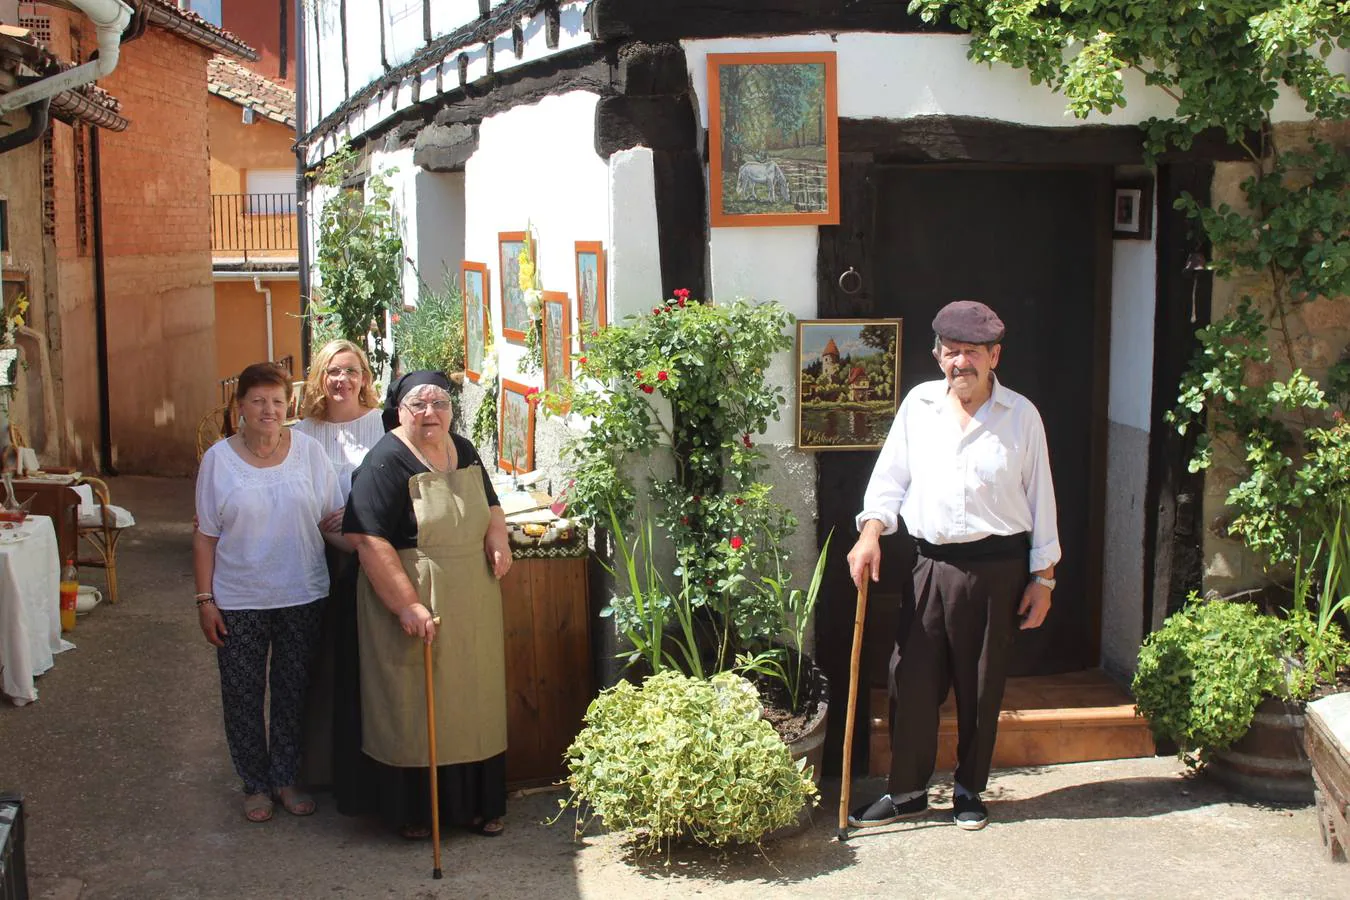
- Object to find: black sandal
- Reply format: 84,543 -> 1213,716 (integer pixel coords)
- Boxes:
399,823 -> 432,840
468,817 -> 504,837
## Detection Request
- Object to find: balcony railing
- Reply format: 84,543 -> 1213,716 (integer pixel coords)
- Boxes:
212,193 -> 297,262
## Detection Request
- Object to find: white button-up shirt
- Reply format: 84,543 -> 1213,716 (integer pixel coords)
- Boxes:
856,376 -> 1061,573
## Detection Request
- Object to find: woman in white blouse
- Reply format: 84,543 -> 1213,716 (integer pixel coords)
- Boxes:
292,339 -> 385,811
194,363 -> 346,823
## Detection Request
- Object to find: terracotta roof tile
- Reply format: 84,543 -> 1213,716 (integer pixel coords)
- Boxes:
141,0 -> 256,60
208,55 -> 296,129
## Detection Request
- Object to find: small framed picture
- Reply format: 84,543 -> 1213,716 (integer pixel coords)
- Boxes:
1113,179 -> 1153,240
461,261 -> 490,383
574,241 -> 606,350
541,290 -> 571,394
498,231 -> 534,344
499,378 -> 537,474
796,318 -> 903,451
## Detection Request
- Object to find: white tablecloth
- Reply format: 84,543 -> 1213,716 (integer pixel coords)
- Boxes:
0,515 -> 71,705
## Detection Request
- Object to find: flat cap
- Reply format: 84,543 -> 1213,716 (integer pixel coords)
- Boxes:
932,300 -> 1005,344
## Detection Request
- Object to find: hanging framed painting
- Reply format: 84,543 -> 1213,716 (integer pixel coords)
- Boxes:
541,290 -> 571,395
796,318 -> 902,451
707,51 -> 839,228
499,378 -> 537,474
498,231 -> 533,344
461,261 -> 490,383
574,241 -> 606,349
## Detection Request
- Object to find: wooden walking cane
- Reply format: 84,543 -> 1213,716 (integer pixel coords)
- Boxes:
837,578 -> 868,841
423,615 -> 444,879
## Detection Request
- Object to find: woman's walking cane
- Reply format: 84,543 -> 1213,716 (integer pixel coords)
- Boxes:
837,579 -> 868,841
423,616 -> 443,879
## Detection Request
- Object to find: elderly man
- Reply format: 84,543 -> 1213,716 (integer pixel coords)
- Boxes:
845,300 -> 1060,831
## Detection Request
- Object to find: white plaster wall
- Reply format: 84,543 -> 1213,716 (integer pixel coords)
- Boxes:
1108,169 -> 1158,431
346,2 -> 384,101
464,91 -> 610,390
313,0 -> 346,124
385,0 -> 425,70
413,171 -> 468,299
430,0 -> 482,37
367,147 -> 418,310
607,148 -> 663,324
685,34 -> 1349,129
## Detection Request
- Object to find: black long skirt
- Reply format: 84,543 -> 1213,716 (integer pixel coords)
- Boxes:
329,554 -> 507,828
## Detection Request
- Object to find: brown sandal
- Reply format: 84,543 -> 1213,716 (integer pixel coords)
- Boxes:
275,786 -> 316,816
243,793 -> 274,823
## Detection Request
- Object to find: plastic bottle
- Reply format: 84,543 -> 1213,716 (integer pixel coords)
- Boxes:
59,558 -> 78,632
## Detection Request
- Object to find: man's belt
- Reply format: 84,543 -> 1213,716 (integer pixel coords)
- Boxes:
915,532 -> 1029,563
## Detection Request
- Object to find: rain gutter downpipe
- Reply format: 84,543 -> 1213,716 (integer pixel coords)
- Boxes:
92,127 -> 115,475
296,0 -> 312,374
253,277 -> 276,362
0,97 -> 50,154
0,1 -> 133,116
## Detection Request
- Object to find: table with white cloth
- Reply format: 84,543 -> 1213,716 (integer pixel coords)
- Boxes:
0,515 -> 71,705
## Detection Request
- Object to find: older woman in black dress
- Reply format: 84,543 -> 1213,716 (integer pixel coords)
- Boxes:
341,371 -> 512,838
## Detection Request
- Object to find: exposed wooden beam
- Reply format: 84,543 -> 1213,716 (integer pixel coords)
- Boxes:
842,116 -> 1253,165
587,0 -> 951,42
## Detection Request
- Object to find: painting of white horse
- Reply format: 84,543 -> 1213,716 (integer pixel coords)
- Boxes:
709,51 -> 839,226
736,161 -> 791,203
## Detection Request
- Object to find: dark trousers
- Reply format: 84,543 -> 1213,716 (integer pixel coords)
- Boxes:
217,601 -> 326,796
887,551 -> 1025,795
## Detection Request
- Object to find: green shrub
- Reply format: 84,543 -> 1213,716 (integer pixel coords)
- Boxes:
392,275 -> 463,376
1132,598 -> 1288,764
562,670 -> 817,851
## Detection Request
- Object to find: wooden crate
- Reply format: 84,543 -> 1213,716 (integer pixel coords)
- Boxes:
499,556 -> 593,788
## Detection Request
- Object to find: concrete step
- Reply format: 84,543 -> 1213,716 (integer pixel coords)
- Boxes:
868,668 -> 1156,776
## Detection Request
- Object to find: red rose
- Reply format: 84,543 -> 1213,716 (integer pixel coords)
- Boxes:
692,495 -> 702,503
578,356 -> 587,366
652,306 -> 661,315
635,370 -> 643,379
641,385 -> 654,394
680,516 -> 689,525
729,536 -> 745,551
742,433 -> 752,448
674,288 -> 690,300
657,371 -> 668,381
705,578 -> 715,587
678,298 -> 686,307
390,313 -> 401,324
734,497 -> 744,506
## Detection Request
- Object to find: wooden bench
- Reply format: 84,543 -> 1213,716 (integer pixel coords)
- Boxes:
1306,692 -> 1350,862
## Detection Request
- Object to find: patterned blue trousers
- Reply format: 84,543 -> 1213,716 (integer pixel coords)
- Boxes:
216,601 -> 325,795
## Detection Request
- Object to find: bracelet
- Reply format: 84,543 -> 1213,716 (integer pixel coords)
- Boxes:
195,595 -> 216,608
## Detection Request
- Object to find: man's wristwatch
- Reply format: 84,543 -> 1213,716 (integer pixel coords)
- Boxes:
1031,574 -> 1056,591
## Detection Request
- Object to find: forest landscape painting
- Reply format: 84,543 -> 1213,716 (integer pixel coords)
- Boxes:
708,51 -> 838,227
796,319 -> 901,451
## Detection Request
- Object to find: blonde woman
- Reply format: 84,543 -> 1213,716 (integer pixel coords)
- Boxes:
293,339 -> 385,808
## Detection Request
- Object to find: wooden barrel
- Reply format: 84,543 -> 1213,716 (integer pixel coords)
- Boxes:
1208,696 -> 1314,803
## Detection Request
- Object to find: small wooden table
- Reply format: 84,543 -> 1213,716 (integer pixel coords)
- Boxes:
499,536 -> 594,788
10,479 -> 80,564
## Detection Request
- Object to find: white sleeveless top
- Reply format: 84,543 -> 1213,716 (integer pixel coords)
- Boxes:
292,407 -> 386,501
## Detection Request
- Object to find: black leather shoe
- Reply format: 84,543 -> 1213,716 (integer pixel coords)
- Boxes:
847,792 -> 928,828
952,793 -> 988,831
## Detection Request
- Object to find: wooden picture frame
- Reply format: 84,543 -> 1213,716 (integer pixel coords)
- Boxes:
499,378 -> 537,474
498,231 -> 534,344
541,290 -> 571,394
1112,178 -> 1154,240
574,241 -> 606,350
796,318 -> 902,451
461,260 -> 491,383
708,51 -> 840,228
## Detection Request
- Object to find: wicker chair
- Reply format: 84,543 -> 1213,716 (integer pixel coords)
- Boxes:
196,403 -> 232,462
74,476 -> 135,605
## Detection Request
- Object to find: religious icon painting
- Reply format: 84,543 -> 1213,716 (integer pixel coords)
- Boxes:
574,242 -> 606,350
461,261 -> 490,383
498,231 -> 533,343
796,318 -> 902,451
708,51 -> 840,228
499,378 -> 537,474
541,291 -> 571,401
1112,178 -> 1153,240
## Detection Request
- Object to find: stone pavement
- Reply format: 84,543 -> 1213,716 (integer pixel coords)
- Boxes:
2,477 -> 1346,899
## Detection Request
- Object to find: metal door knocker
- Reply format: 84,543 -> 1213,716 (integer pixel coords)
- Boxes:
838,267 -> 862,295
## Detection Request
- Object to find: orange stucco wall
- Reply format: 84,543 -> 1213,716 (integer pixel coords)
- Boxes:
214,279 -> 302,387
207,95 -> 295,196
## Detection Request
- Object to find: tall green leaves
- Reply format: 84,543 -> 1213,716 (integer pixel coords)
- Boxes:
310,145 -> 405,371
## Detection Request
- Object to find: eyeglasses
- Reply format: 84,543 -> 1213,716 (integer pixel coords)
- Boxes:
403,399 -> 451,414
325,366 -> 362,379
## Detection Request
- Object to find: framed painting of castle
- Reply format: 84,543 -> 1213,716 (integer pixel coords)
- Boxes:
499,378 -> 536,474
708,51 -> 839,228
461,261 -> 490,383
796,318 -> 902,451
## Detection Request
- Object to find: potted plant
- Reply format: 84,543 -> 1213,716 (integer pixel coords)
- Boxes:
1132,508 -> 1350,801
553,291 -> 832,846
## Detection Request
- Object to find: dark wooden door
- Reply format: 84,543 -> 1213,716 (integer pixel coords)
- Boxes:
815,167 -> 1110,764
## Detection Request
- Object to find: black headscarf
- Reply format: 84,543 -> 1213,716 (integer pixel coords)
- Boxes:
382,370 -> 453,432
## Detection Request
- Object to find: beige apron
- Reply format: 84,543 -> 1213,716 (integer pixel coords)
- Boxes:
356,465 -> 508,767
